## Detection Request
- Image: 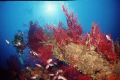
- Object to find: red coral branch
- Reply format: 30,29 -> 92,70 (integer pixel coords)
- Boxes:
62,5 -> 82,44
28,22 -> 53,64
90,23 -> 117,61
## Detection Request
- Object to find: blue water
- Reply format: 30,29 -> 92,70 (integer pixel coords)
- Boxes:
0,0 -> 120,68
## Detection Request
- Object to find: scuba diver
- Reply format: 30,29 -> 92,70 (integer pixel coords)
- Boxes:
12,31 -> 26,55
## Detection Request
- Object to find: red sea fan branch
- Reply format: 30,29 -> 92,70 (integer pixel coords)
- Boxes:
90,23 -> 117,61
63,5 -> 82,44
38,45 -> 53,64
49,5 -> 83,47
53,23 -> 70,47
28,22 -> 48,51
28,22 -> 53,64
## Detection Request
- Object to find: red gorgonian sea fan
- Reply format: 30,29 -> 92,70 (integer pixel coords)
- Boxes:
28,5 -> 117,64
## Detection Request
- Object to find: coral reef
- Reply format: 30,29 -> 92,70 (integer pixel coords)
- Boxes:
9,5 -> 120,80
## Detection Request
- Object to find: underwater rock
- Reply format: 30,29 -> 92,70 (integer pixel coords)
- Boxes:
62,43 -> 112,79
